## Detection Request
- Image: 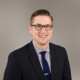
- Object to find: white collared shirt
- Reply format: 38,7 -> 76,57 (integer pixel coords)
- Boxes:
32,41 -> 51,72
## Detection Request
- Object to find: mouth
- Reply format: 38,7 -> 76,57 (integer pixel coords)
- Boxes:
39,35 -> 47,38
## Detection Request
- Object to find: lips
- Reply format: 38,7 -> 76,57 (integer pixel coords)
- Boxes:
39,35 -> 47,38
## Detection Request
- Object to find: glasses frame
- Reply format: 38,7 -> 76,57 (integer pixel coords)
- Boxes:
31,24 -> 53,31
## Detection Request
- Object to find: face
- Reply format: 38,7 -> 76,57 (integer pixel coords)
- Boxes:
29,15 -> 53,46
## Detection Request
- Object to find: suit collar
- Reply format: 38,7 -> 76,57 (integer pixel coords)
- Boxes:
49,43 -> 57,80
27,41 -> 57,80
28,41 -> 46,80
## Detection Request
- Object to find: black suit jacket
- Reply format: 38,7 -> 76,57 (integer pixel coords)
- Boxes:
3,41 -> 72,80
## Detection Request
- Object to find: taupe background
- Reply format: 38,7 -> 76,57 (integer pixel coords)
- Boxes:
0,0 -> 80,80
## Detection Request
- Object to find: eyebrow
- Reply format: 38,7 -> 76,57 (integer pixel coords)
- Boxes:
34,23 -> 52,25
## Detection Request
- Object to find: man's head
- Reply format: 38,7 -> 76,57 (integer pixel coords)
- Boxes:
29,9 -> 53,47
30,9 -> 53,25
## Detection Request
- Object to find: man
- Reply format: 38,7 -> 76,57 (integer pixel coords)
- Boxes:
3,9 -> 72,80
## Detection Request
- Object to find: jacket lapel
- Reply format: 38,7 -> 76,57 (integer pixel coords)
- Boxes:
49,43 -> 57,80
28,41 -> 46,80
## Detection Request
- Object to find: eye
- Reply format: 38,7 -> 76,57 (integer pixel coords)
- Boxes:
46,25 -> 49,28
37,25 -> 41,27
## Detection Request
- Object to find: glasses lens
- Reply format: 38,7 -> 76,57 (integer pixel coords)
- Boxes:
34,24 -> 52,30
45,25 -> 52,30
36,25 -> 42,30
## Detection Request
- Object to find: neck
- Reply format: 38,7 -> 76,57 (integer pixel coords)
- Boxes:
33,40 -> 49,51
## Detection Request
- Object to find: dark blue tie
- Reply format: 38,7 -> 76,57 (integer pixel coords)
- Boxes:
40,51 -> 50,80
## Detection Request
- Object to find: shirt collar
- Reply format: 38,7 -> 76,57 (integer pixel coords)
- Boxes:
32,41 -> 50,54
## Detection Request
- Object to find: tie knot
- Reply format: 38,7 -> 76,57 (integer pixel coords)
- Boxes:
40,51 -> 46,58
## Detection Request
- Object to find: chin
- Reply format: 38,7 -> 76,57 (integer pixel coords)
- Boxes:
39,42 -> 48,45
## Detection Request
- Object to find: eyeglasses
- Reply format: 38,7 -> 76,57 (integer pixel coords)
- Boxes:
31,24 -> 53,31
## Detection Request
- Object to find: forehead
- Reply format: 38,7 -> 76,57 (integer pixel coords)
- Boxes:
33,15 -> 52,25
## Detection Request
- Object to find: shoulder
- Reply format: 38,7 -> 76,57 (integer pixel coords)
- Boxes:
49,42 -> 67,56
8,42 -> 30,58
50,42 -> 66,50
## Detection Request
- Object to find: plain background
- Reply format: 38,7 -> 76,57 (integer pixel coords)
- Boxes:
0,0 -> 80,80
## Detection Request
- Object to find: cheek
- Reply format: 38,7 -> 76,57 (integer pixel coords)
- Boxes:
48,32 -> 53,37
33,31 -> 39,37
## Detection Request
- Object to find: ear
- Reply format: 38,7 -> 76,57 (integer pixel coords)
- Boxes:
52,26 -> 53,32
29,26 -> 32,33
52,26 -> 53,29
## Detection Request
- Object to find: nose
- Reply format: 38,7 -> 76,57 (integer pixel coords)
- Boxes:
41,27 -> 46,32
